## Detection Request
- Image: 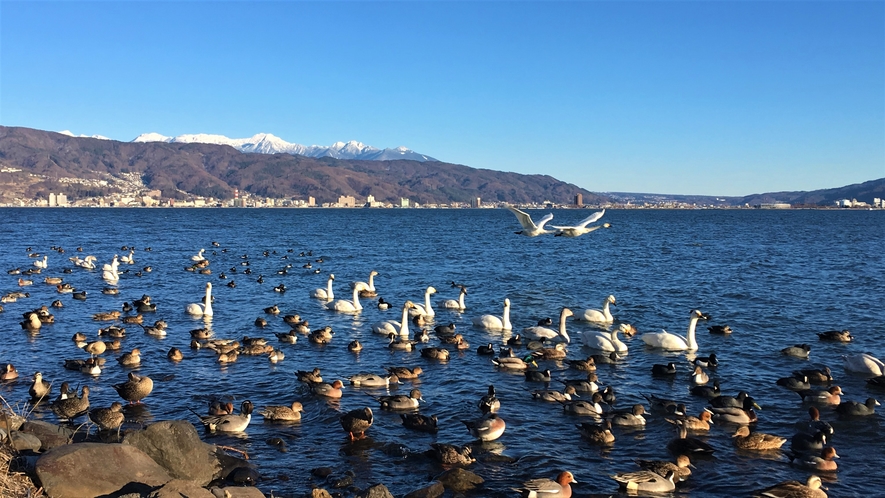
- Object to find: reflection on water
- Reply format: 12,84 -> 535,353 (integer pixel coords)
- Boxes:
0,208 -> 882,496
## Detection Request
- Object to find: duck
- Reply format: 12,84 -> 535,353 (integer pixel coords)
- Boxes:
798,385 -> 843,406
611,470 -> 676,494
268,349 -> 285,363
354,270 -> 379,297
83,340 -> 107,358
29,372 -> 52,400
790,447 -> 839,472
579,294 -> 616,323
387,333 -> 416,351
409,286 -> 437,318
0,364 -> 18,381
193,400 -> 253,432
652,362 -> 677,376
113,372 -> 153,404
732,426 -> 787,450
442,284 -> 467,310
259,401 -> 303,421
591,351 -> 623,364
263,304 -> 280,315
551,208 -> 607,237
532,386 -> 579,402
582,325 -> 628,352
843,352 -> 885,376
666,409 -> 714,431
709,397 -> 759,424
167,347 -> 184,362
297,368 -> 323,384
429,443 -> 474,465
525,369 -> 553,382
400,413 -> 438,433
693,353 -> 719,368
709,390 -> 754,409
371,389 -> 423,411
472,298 -> 512,331
185,282 -> 214,317
506,206 -> 554,237
566,357 -> 597,372
782,344 -> 812,358
641,309 -> 707,351
790,431 -> 828,455
479,385 -> 501,414
835,397 -> 880,416
20,312 -> 41,330
348,372 -> 398,387
753,475 -> 827,498
310,274 -> 335,300
88,402 -> 125,431
340,407 -> 373,440
377,297 -> 391,310
492,354 -> 535,370
274,330 -> 298,344
51,385 -> 90,421
777,375 -> 811,392
608,404 -> 647,426
308,326 -> 335,344
523,307 -> 572,344
373,300 -> 416,337
325,282 -> 367,312
117,348 -> 141,366
667,420 -> 715,455
309,379 -> 343,398
515,471 -> 576,498
561,393 -> 605,417
385,366 -> 423,379
421,347 -> 450,361
347,340 -> 362,352
793,366 -> 833,384
635,455 -> 694,482
817,329 -> 852,342
708,324 -> 733,334
690,365 -> 709,385
536,342 -> 568,360
576,419 -> 615,444
801,406 -> 834,436
561,372 -> 599,393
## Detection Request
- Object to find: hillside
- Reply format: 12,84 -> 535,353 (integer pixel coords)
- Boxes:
0,126 -> 602,205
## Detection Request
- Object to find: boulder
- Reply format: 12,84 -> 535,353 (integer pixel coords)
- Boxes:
0,411 -> 27,432
148,479 -> 214,498
19,421 -> 75,451
436,468 -> 484,494
124,419 -> 239,486
309,489 -> 333,498
210,486 -> 266,498
8,430 -> 42,452
404,481 -> 445,498
35,442 -> 172,497
356,483 -> 395,498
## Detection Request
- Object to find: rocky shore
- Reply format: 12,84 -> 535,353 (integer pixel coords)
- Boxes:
1,415 -> 485,498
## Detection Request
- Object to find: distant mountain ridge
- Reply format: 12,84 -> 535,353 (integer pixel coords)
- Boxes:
132,132 -> 437,162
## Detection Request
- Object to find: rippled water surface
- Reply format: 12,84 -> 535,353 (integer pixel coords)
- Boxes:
0,208 -> 883,497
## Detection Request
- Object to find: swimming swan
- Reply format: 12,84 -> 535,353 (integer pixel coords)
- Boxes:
523,308 -> 573,343
311,274 -> 335,300
186,282 -> 214,317
843,353 -> 885,376
442,285 -> 467,310
354,270 -> 378,297
120,249 -> 135,264
191,248 -> 206,262
580,295 -> 616,323
410,286 -> 437,317
33,256 -> 48,269
372,301 -> 416,336
101,255 -> 120,283
552,209 -> 608,237
506,206 -> 554,237
326,283 -> 367,313
641,309 -> 707,351
583,325 -> 628,352
472,298 -> 512,331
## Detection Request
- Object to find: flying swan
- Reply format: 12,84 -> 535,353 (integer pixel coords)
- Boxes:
506,206 -> 554,237
552,209 -> 609,237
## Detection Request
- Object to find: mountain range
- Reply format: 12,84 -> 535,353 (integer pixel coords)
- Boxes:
131,132 -> 437,162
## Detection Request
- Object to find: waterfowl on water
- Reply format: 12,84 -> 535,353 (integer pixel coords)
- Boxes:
782,344 -> 811,358
641,309 -> 707,351
472,298 -> 512,331
753,475 -> 827,498
51,385 -> 90,421
400,413 -> 438,433
193,400 -> 253,432
30,372 -> 52,400
0,364 -> 18,381
429,443 -> 474,465
667,420 -> 715,455
479,385 -> 501,414
523,308 -> 572,344
732,426 -> 787,451
635,455 -> 694,482
789,447 -> 839,472
576,419 -> 615,445
113,372 -> 153,404
309,379 -> 343,398
579,294 -> 616,323
514,471 -> 576,498
834,397 -> 879,416
817,329 -> 852,342
611,470 -> 676,494
798,386 -> 843,406
371,389 -> 423,411
297,368 -> 323,384
340,407 -> 373,440
259,401 -> 303,421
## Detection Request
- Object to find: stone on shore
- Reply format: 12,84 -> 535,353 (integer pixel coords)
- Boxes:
404,481 -> 445,498
148,479 -> 215,498
19,421 -> 76,451
356,483 -> 395,498
436,467 -> 484,494
35,442 -> 172,497
8,430 -> 43,452
210,486 -> 266,498
309,489 -> 333,498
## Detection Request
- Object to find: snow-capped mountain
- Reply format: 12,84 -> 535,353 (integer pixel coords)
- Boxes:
132,132 -> 437,162
59,130 -> 111,140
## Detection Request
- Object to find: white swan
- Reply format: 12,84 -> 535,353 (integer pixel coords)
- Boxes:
583,325 -> 628,352
101,255 -> 119,283
843,353 -> 885,376
372,301 -> 416,336
310,274 -> 335,300
579,295 -> 616,323
191,248 -> 206,262
326,283 -> 366,313
186,282 -> 214,317
523,308 -> 573,343
507,206 -> 554,237
640,309 -> 706,351
442,285 -> 467,310
551,209 -> 608,237
353,270 -> 378,295
409,286 -> 437,317
120,249 -> 135,264
473,298 -> 512,331
79,255 -> 97,269
33,256 -> 48,269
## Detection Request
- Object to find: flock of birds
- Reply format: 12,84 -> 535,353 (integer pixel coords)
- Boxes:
2,222 -> 882,497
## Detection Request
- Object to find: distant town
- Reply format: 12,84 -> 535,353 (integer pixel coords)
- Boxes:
0,167 -> 881,210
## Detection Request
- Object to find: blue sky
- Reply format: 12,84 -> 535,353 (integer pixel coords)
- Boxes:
2,1 -> 883,196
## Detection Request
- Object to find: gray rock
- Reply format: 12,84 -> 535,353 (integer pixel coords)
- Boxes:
35,442 -> 172,497
331,474 -> 353,489
8,430 -> 42,452
19,420 -> 75,451
311,467 -> 334,478
436,468 -> 484,494
0,412 -> 27,432
210,486 -> 266,498
356,483 -> 395,498
404,481 -> 445,498
148,479 -> 215,498
124,419 -> 240,486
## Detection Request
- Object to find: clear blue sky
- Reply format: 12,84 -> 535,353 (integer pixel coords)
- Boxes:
2,1 -> 883,196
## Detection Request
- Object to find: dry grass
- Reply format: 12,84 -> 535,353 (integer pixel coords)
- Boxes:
0,440 -> 42,498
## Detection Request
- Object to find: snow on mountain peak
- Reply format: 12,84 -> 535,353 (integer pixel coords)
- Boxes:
133,132 -> 172,143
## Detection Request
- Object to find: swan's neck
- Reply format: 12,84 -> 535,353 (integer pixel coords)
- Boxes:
424,292 -> 433,314
367,274 -> 375,291
351,288 -> 362,310
602,300 -> 612,321
204,287 -> 213,315
399,305 -> 410,336
326,279 -> 334,299
503,304 -> 511,329
686,317 -> 699,350
458,290 -> 466,308
558,312 -> 570,342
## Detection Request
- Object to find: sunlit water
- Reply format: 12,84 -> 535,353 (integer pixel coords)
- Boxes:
0,208 -> 882,497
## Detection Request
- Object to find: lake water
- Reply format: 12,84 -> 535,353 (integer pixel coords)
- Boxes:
0,207 -> 882,497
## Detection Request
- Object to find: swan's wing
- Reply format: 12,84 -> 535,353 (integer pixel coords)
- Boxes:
506,206 -> 537,230
575,209 -> 605,228
535,213 -> 554,229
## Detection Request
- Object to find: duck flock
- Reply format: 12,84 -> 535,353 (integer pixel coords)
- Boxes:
0,208 -> 882,497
